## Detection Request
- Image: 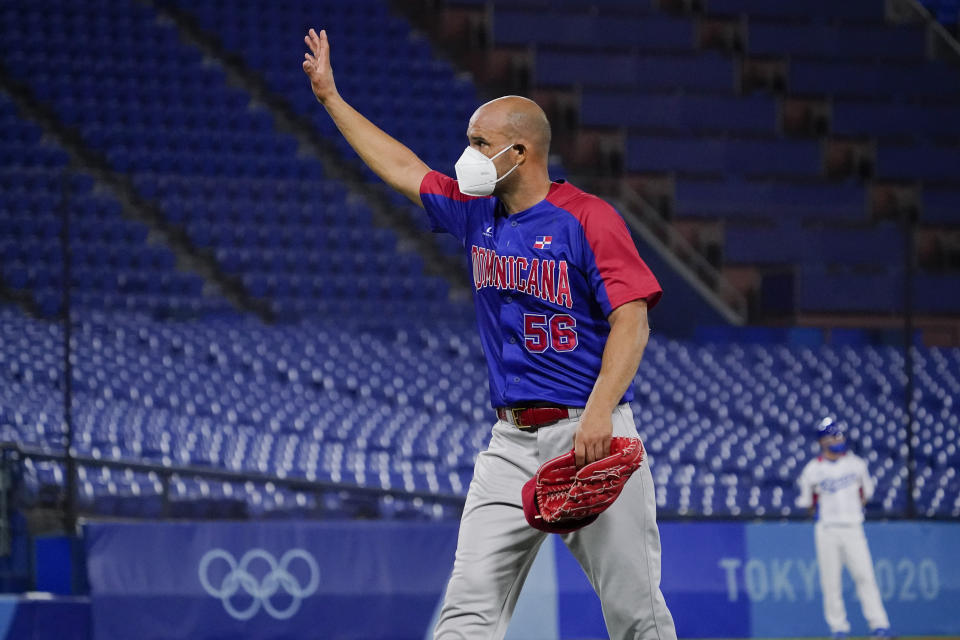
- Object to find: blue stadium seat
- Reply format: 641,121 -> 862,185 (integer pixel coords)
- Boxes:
536,51 -> 735,92
790,60 -> 960,99
876,145 -> 960,181
674,180 -> 866,221
724,223 -> 903,266
708,0 -> 887,22
748,23 -> 927,60
582,92 -> 778,135
832,102 -> 960,140
796,269 -> 904,313
18,308 -> 936,517
493,10 -> 694,51
3,0 -> 959,523
627,137 -> 821,178
922,188 -> 960,225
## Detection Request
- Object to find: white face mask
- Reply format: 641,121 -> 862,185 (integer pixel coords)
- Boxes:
454,143 -> 520,197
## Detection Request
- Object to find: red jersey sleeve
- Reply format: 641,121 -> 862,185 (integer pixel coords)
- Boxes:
579,198 -> 663,316
419,170 -> 480,243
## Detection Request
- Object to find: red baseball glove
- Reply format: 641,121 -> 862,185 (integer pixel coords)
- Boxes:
521,437 -> 645,533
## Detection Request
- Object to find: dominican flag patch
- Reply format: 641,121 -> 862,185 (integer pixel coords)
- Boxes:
533,235 -> 553,249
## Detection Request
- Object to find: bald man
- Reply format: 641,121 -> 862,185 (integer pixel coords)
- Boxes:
304,29 -> 677,640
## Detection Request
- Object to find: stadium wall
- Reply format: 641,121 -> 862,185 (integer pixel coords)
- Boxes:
75,519 -> 959,639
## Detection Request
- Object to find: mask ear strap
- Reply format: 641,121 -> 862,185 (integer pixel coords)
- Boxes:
491,143 -> 520,185
491,143 -> 516,160
494,161 -> 520,185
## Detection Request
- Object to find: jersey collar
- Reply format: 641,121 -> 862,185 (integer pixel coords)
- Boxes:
496,180 -> 577,219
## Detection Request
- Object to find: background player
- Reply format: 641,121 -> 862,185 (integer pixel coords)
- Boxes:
303,27 -> 677,640
797,417 -> 893,639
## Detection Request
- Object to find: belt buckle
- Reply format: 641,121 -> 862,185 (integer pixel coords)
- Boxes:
511,407 -> 527,429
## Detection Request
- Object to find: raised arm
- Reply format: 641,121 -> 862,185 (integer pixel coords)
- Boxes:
302,28 -> 431,206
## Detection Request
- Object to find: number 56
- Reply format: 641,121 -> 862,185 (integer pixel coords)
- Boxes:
524,313 -> 578,353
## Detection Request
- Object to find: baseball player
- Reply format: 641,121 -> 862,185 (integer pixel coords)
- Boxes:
797,417 -> 893,639
303,28 -> 677,640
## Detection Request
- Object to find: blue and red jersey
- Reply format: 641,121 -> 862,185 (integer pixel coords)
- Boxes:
420,171 -> 662,408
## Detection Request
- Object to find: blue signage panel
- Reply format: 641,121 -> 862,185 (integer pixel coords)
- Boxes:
743,521 -> 960,637
85,521 -> 458,640
548,521 -> 749,639
660,521 -> 751,639
742,522 -> 831,638
864,522 -> 960,636
542,520 -> 959,639
554,537 -> 607,639
84,519 -> 960,639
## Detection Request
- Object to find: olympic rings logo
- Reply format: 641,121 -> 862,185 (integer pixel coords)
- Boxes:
198,548 -> 320,620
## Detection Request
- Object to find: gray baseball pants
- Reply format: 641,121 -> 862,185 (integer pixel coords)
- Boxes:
434,403 -> 677,640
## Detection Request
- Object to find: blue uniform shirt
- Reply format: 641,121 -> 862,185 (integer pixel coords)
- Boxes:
420,171 -> 662,408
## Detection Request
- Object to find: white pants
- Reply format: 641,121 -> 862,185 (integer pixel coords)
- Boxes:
434,404 -> 677,640
815,522 -> 890,633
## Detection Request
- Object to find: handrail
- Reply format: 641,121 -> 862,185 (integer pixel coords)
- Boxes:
0,442 -> 468,519
609,181 -> 748,325
897,0 -> 960,63
2,443 -> 943,522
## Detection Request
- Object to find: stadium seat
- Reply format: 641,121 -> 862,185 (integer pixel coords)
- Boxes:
10,307 -> 954,518
2,0 -> 958,524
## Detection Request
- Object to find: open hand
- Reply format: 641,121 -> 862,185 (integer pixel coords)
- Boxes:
303,28 -> 338,104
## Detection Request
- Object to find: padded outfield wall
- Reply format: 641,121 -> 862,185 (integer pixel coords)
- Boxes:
71,519 -> 960,639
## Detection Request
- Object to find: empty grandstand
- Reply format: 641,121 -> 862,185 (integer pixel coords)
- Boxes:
0,0 -> 958,636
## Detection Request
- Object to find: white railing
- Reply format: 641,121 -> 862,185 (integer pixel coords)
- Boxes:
611,181 -> 748,325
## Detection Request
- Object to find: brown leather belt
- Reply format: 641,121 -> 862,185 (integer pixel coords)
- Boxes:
496,406 -> 583,431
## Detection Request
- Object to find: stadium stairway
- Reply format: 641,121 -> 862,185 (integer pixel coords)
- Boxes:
0,0 -> 478,322
402,0 -> 960,335
0,0 -> 495,526
154,0 -> 747,331
148,0 -> 476,302
0,87 -> 237,319
1,0 -> 957,528
919,0 -> 960,31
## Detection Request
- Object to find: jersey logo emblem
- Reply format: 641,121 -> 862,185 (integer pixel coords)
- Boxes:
533,235 -> 553,249
483,226 -> 494,237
